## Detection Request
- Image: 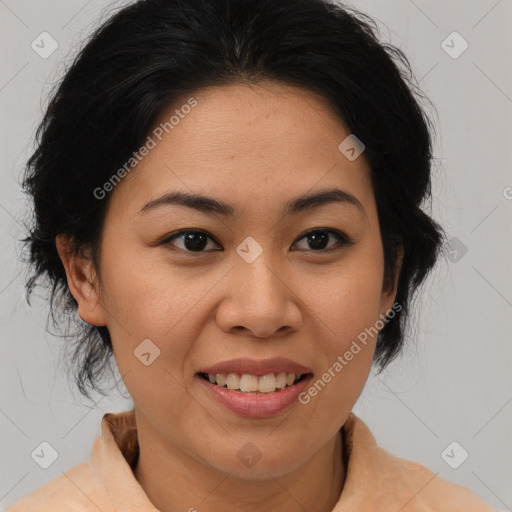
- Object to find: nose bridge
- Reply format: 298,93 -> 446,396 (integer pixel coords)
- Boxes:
215,234 -> 304,338
234,241 -> 285,307
224,237 -> 302,335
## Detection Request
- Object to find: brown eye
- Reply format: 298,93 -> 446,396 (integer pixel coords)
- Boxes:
292,229 -> 351,252
162,230 -> 220,253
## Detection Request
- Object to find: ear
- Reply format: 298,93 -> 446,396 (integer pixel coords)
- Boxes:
379,243 -> 404,315
55,235 -> 107,326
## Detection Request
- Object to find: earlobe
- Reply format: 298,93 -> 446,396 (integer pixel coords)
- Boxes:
55,235 -> 107,326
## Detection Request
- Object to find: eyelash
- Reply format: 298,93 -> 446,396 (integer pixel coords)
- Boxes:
160,228 -> 352,254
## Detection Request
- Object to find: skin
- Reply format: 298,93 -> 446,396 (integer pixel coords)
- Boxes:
57,81 -> 402,512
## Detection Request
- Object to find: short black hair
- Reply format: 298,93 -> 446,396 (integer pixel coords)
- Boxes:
21,0 -> 446,399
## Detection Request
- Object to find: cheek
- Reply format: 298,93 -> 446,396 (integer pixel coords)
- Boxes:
304,248 -> 385,346
98,238 -> 211,332
97,240 -> 234,391
98,252 -> 206,422
296,244 -> 384,407
295,271 -> 381,434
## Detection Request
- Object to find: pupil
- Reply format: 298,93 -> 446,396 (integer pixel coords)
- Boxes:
184,232 -> 207,251
308,231 -> 328,250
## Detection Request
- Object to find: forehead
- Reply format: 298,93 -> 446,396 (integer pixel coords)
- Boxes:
107,81 -> 375,221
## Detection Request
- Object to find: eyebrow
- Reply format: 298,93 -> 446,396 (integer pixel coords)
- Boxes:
138,187 -> 365,219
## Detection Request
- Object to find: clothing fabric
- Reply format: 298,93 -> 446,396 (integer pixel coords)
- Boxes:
7,410 -> 496,511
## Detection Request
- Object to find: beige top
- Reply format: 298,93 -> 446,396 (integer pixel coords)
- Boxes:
7,410 -> 496,511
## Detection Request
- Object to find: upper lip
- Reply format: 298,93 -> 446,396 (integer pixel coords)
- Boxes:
198,357 -> 313,376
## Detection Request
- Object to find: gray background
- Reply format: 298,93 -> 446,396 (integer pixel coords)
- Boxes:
1,0 -> 511,510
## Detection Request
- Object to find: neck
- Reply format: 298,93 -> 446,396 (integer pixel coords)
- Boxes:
133,414 -> 346,512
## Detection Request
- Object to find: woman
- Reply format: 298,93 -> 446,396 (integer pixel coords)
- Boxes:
8,0 -> 496,510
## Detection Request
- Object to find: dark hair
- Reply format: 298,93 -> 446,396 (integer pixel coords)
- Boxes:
22,0 -> 446,399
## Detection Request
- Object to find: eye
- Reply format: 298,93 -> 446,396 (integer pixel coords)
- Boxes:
161,228 -> 351,254
292,229 -> 351,252
161,229 -> 221,253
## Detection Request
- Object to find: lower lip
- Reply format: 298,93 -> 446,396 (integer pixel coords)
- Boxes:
197,375 -> 313,418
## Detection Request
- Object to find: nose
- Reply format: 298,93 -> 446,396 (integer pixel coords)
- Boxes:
215,250 -> 303,339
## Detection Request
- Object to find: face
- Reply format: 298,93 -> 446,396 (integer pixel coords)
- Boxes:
60,81 -> 400,479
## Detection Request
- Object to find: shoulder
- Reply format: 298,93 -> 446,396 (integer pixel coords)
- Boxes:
6,460 -> 113,512
342,413 -> 497,511
6,410 -> 144,512
390,455 -> 497,511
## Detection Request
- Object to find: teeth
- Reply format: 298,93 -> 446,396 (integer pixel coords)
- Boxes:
257,374 -> 276,393
226,373 -> 239,390
275,372 -> 287,389
239,374 -> 258,392
205,372 -> 302,393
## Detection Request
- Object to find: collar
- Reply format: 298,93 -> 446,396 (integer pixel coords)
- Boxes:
90,409 -> 491,511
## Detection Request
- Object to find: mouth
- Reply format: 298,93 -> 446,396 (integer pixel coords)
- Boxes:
196,357 -> 314,417
198,371 -> 311,394
196,359 -> 314,418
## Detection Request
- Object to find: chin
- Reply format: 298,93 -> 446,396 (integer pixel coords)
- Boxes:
197,442 -> 313,480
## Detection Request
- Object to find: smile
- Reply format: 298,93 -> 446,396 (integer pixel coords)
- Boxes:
199,372 -> 307,394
